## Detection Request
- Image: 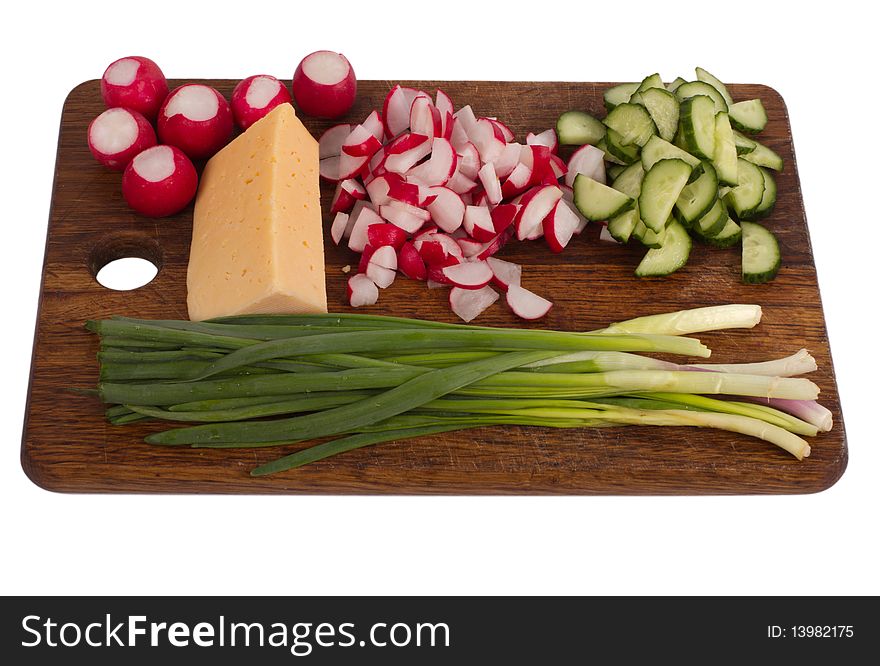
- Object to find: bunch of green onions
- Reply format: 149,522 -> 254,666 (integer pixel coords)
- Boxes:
85,304 -> 831,476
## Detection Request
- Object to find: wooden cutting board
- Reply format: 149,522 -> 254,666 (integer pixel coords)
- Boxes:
21,79 -> 847,494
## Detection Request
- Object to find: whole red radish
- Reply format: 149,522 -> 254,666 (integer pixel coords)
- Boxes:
87,107 -> 156,170
101,56 -> 168,121
122,145 -> 198,217
231,75 -> 292,130
158,84 -> 233,159
292,51 -> 357,118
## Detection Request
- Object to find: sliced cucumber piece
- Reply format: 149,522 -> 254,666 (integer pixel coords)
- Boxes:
693,198 -> 728,237
724,158 -> 765,219
611,161 -> 645,199
751,168 -> 777,218
733,130 -> 757,155
635,219 -> 691,277
636,72 -> 665,92
603,82 -> 640,111
605,127 -> 641,164
742,140 -> 784,171
641,135 -> 700,171
573,173 -> 635,221
603,103 -> 657,147
680,95 -> 716,160
674,161 -> 719,225
597,137 -> 626,166
741,221 -> 780,283
667,77 -> 687,93
712,112 -> 738,186
638,158 -> 693,232
632,219 -> 666,248
701,218 -> 742,248
729,99 -> 768,133
695,67 -> 734,107
556,110 -> 606,146
607,164 -> 626,180
675,81 -> 729,113
607,207 -> 640,243
638,87 -> 680,142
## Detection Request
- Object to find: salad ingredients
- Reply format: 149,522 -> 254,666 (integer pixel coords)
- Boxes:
231,75 -> 292,129
292,50 -> 357,118
87,107 -> 156,170
100,56 -> 168,121
121,145 -> 197,217
158,84 -> 233,159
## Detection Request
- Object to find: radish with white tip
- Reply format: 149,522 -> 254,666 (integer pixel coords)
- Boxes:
456,142 -> 481,180
435,89 -> 455,138
121,145 -> 198,217
410,96 -> 441,138
475,227 -> 514,260
398,241 -> 427,280
447,171 -> 478,195
367,223 -> 408,250
470,118 -> 505,164
383,133 -> 433,174
366,246 -> 398,288
381,85 -> 421,137
441,260 -> 494,290
478,162 -> 502,205
489,118 -> 515,143
362,110 -> 385,142
341,124 -> 383,158
158,84 -> 233,159
292,50 -> 357,119
231,75 -> 292,130
450,285 -> 499,322
506,284 -> 553,320
348,274 -> 379,307
88,107 -> 156,171
330,178 -> 367,214
500,163 -> 533,199
347,206 -> 384,252
493,142 -> 522,180
463,206 -> 497,242
101,56 -> 168,121
486,257 -> 521,292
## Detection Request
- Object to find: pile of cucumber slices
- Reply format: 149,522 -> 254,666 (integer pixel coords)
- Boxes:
558,68 -> 782,283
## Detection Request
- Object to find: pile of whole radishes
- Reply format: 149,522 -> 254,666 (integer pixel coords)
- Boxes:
87,51 -> 358,217
322,85 -> 606,321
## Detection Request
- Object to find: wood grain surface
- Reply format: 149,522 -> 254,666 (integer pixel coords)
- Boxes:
20,79 -> 847,494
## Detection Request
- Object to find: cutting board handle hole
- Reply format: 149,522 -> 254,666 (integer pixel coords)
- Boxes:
89,234 -> 163,291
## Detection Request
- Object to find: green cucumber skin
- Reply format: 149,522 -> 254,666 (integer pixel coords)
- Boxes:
674,161 -> 719,225
675,81 -> 729,114
635,220 -> 692,277
740,221 -> 781,284
750,168 -> 778,219
556,110 -> 606,146
724,158 -> 765,220
605,127 -> 641,164
573,174 -> 635,221
604,82 -> 640,112
697,218 -> 742,248
680,95 -> 716,160
638,158 -> 693,233
729,99 -> 768,133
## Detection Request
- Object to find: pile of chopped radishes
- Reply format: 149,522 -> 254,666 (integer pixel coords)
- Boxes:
322,85 -> 605,322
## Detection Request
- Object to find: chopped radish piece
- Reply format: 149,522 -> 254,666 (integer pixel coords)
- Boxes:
526,129 -> 558,153
387,200 -> 430,221
548,154 -> 568,180
364,175 -> 392,206
470,118 -> 505,164
501,163 -> 532,199
319,124 -> 353,159
427,266 -> 454,285
410,96 -> 441,138
447,171 -> 478,195
88,107 -> 157,171
493,142 -> 522,180
293,50 -> 357,119
384,134 -> 433,174
489,118 -> 515,143
367,223 -> 408,250
515,185 -> 563,240
476,228 -> 514,260
450,285 -> 499,322
358,244 -> 377,274
101,56 -> 168,121
348,274 -> 379,307
158,84 -> 233,159
527,145 -> 553,186
456,237 -> 484,258
441,261 -> 493,289
417,240 -> 458,267
416,232 -> 464,261
478,162 -> 502,205
426,186 -> 465,233
336,150 -> 370,181
490,204 -> 519,234
506,285 -> 553,320
456,141 -> 481,180
342,124 -> 382,157
406,138 -> 457,186
426,279 -> 447,289
463,206 -> 497,242
558,196 -> 589,234
565,144 -> 606,187
348,206 -> 384,252
382,85 -> 421,137
319,155 -> 342,182
383,173 -> 419,205
599,225 -> 620,243
330,178 -> 367,214
543,199 -> 581,252
453,105 -> 478,138
398,241 -> 427,280
362,110 -> 384,143
330,211 -> 351,245
368,246 -> 399,284
435,89 -> 455,138
379,204 -> 425,234
486,257 -> 522,292
121,145 -> 198,218
231,75 -> 292,130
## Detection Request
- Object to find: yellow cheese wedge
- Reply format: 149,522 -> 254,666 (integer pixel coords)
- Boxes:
187,103 -> 327,321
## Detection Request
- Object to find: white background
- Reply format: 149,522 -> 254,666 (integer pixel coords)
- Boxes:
1,0 -> 877,596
